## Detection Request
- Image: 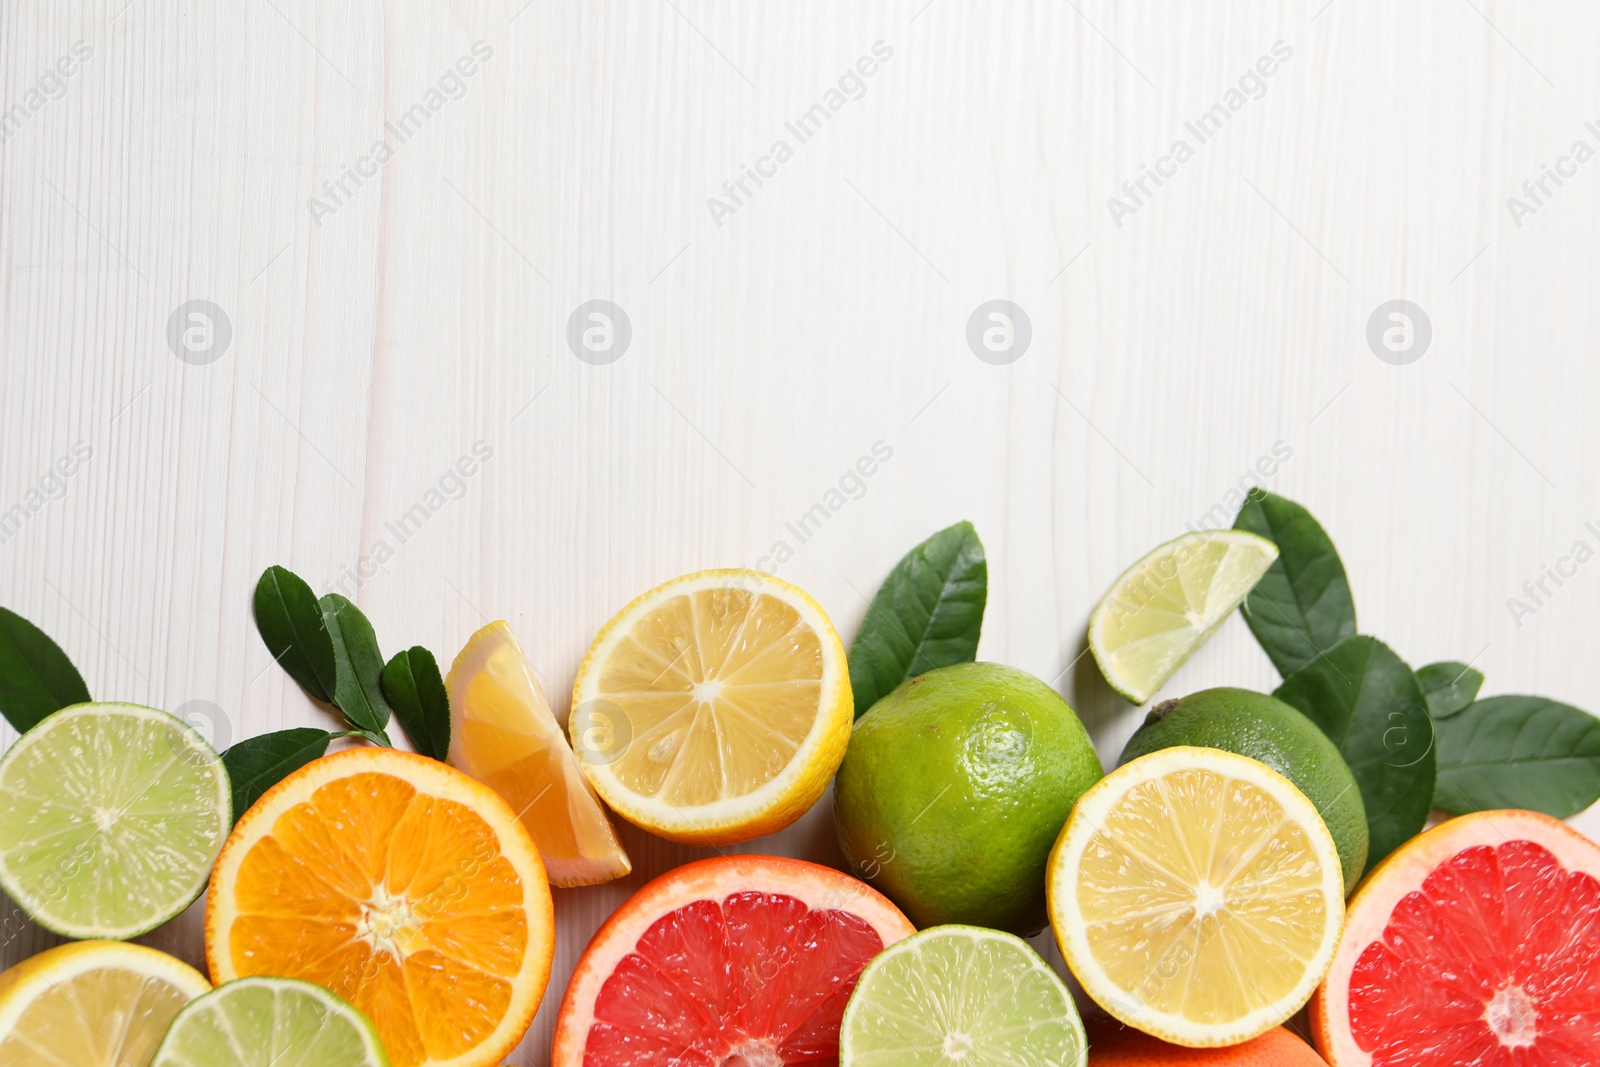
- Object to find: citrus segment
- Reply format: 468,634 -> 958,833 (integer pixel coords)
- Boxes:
1312,809 -> 1600,1067
151,976 -> 390,1066
1048,747 -> 1345,1047
1090,532 -> 1278,704
0,702 -> 231,940
572,570 -> 852,844
552,855 -> 914,1066
0,940 -> 211,1067
446,620 -> 630,887
206,747 -> 554,1067
840,925 -> 1086,1066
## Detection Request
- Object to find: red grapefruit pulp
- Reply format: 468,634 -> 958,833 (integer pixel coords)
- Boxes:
552,856 -> 914,1066
1313,810 -> 1600,1066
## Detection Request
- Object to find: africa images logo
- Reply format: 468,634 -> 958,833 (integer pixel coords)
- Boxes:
1106,40 -> 1293,228
307,41 -> 493,227
705,41 -> 894,227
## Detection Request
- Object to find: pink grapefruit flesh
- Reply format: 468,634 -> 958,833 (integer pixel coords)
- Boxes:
1313,810 -> 1600,1067
552,856 -> 914,1067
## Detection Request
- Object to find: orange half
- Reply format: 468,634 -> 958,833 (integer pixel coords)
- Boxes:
205,747 -> 555,1067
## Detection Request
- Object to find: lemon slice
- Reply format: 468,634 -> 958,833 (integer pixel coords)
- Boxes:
571,569 -> 851,845
1089,531 -> 1278,704
1047,747 -> 1345,1047
447,621 -> 631,887
0,940 -> 211,1066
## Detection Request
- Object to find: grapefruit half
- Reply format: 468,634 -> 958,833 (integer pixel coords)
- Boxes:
1312,809 -> 1600,1066
552,855 -> 914,1066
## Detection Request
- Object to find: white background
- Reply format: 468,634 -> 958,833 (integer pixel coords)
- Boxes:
3,1 -> 1599,1062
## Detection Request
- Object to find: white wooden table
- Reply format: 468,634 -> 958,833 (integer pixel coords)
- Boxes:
4,2 -> 1598,1061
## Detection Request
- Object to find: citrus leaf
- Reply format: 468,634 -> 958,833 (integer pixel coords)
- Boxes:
253,566 -> 337,704
1234,490 -> 1357,677
848,521 -> 986,718
381,647 -> 451,760
1433,696 -> 1600,818
0,606 -> 91,733
1274,635 -> 1434,876
319,594 -> 393,743
221,728 -> 333,823
1416,661 -> 1484,720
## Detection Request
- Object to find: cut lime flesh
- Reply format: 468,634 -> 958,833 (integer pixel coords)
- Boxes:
1089,530 -> 1278,703
151,977 -> 391,1067
0,703 -> 231,939
840,925 -> 1086,1066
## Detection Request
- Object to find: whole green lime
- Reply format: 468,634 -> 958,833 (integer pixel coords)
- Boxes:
833,662 -> 1103,935
1118,686 -> 1369,891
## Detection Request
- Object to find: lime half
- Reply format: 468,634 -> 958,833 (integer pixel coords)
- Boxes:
0,702 -> 231,939
1088,530 -> 1278,703
840,925 -> 1086,1066
152,977 -> 390,1066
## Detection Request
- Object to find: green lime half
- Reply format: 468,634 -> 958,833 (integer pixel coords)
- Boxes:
840,925 -> 1087,1066
0,702 -> 231,939
151,977 -> 391,1066
1089,530 -> 1278,704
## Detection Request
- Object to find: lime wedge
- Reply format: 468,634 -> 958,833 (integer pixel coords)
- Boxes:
840,925 -> 1086,1066
1088,530 -> 1278,704
151,977 -> 390,1066
0,702 -> 231,939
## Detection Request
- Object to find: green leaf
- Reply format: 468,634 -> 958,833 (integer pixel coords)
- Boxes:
221,728 -> 334,823
1416,661 -> 1484,720
0,606 -> 91,733
253,566 -> 338,704
1433,696 -> 1600,818
848,521 -> 987,718
319,595 -> 393,743
381,647 -> 451,760
1233,490 -> 1357,677
1274,635 -> 1435,876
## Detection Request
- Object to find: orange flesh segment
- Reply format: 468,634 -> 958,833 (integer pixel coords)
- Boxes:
228,772 -> 529,1067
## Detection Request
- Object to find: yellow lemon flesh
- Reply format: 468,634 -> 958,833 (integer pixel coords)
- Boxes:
0,940 -> 211,1066
1048,747 -> 1345,1047
572,569 -> 851,845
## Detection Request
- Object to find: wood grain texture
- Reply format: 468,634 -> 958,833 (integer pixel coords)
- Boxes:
3,1 -> 1599,1061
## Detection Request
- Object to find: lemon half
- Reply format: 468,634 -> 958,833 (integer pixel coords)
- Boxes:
1047,747 -> 1345,1047
571,569 -> 851,845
